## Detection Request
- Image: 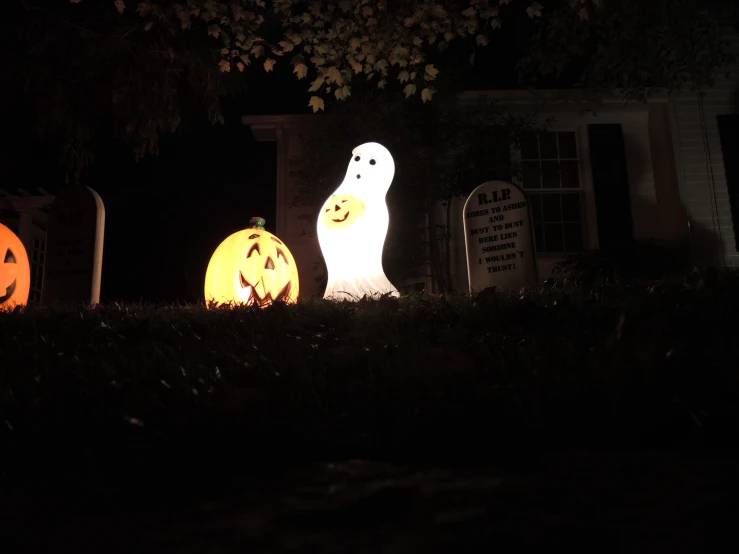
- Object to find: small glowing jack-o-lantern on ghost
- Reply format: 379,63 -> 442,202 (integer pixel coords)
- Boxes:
321,194 -> 366,232
0,223 -> 31,311
204,217 -> 299,308
317,142 -> 399,301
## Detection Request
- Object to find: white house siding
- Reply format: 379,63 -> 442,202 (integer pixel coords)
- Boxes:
669,27 -> 739,267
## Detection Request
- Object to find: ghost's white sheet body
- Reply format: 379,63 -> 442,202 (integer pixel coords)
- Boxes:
317,142 -> 400,300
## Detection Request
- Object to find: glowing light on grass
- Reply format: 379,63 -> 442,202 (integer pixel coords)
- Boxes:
317,142 -> 399,301
204,217 -> 299,308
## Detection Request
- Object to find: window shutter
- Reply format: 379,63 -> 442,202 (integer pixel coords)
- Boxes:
587,124 -> 635,249
717,115 -> 739,251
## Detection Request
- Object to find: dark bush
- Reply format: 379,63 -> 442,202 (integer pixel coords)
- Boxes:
1,275 -> 738,482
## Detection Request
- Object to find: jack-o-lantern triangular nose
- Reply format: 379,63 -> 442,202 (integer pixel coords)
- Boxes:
334,204 -> 341,211
265,256 -> 275,270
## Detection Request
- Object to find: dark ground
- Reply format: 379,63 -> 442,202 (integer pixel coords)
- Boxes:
2,449 -> 738,553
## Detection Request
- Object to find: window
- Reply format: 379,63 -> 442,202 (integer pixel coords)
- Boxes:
518,131 -> 585,254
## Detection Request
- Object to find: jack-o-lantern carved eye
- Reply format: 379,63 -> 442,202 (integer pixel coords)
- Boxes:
276,247 -> 288,263
247,243 -> 260,258
270,236 -> 283,245
4,249 -> 15,263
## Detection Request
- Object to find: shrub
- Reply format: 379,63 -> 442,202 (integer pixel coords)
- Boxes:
1,276 -> 738,481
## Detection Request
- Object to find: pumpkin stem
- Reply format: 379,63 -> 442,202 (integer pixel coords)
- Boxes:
249,217 -> 266,229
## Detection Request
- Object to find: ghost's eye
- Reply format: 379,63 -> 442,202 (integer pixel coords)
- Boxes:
354,155 -> 360,162
370,159 -> 376,165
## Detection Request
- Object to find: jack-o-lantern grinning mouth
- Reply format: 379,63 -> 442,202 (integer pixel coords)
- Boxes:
1,248 -> 18,304
332,212 -> 350,223
0,280 -> 16,304
239,271 -> 292,305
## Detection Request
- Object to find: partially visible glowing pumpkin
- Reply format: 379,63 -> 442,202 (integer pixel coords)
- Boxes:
0,223 -> 31,310
204,217 -> 299,308
320,193 -> 366,232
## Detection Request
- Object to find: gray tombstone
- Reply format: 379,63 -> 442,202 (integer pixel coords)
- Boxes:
463,181 -> 538,292
41,185 -> 105,306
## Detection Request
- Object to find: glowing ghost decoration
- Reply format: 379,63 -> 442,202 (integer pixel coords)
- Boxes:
317,142 -> 399,300
204,217 -> 299,308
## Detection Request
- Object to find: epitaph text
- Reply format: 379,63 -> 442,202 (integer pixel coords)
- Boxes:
463,181 -> 538,292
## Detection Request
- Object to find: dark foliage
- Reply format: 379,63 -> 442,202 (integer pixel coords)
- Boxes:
2,275 -> 739,485
552,241 -> 694,285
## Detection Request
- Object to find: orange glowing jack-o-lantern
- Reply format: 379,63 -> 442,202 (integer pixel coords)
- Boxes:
204,217 -> 299,308
320,193 -> 366,232
0,223 -> 31,310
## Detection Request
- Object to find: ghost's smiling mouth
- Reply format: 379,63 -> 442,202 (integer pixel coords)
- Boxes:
239,271 -> 292,306
331,212 -> 350,223
0,279 -> 16,304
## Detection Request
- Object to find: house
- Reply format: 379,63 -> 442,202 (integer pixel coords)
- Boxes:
0,188 -> 54,303
242,30 -> 739,297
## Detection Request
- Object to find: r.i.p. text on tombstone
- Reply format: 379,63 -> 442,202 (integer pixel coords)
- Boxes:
41,185 -> 105,306
463,181 -> 538,293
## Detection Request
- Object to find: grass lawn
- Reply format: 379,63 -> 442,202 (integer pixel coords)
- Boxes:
2,273 -> 738,485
